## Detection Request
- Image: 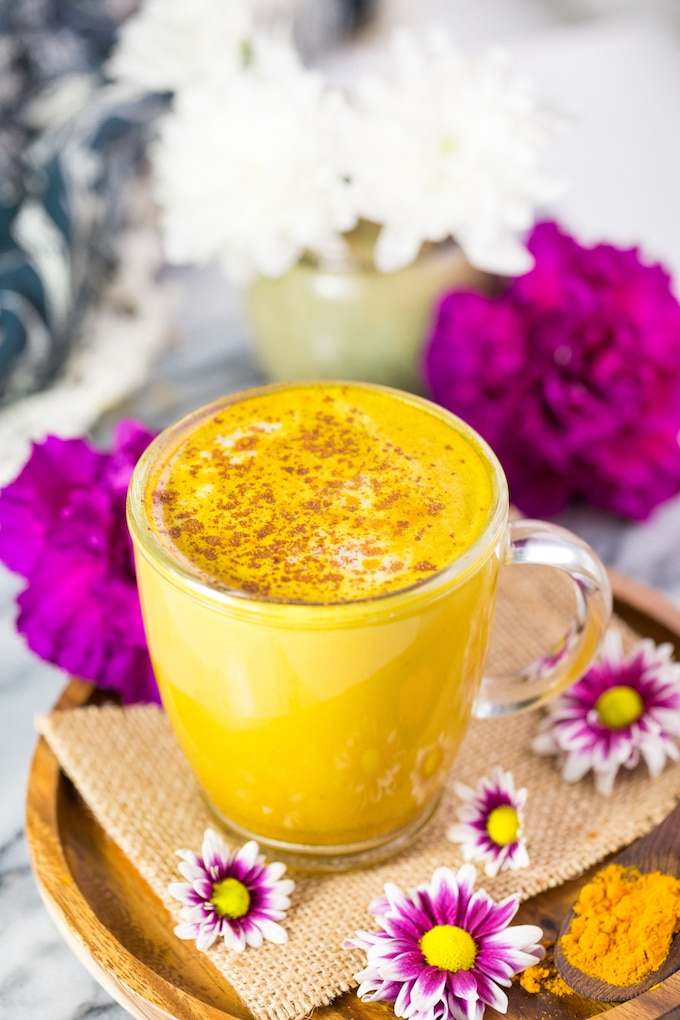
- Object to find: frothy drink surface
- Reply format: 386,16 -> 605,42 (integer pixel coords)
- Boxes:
149,384 -> 494,601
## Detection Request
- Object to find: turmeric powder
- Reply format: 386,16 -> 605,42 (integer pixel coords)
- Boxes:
519,942 -> 572,997
559,863 -> 680,986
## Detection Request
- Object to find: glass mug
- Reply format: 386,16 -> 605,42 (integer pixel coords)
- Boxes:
127,382 -> 611,871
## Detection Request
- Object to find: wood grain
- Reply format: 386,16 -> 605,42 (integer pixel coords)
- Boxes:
24,571 -> 680,1020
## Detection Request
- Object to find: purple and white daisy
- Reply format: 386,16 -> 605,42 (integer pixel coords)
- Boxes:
344,863 -> 544,1020
532,628 -> 680,795
169,829 -> 294,952
446,768 -> 529,878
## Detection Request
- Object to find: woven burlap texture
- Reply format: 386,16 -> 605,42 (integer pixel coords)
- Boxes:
38,566 -> 680,1020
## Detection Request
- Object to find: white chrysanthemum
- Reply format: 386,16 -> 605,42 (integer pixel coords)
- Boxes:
152,39 -> 356,285
338,27 -> 566,275
107,0 -> 253,92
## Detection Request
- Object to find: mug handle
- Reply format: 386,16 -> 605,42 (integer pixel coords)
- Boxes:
474,518 -> 612,719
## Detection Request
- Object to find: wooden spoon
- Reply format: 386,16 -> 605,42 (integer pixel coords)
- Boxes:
554,801 -> 680,1001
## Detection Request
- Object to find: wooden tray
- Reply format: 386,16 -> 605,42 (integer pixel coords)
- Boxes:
25,568 -> 680,1020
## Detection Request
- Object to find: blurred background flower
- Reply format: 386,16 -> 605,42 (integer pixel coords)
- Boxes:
107,0 -> 254,92
108,9 -> 565,285
104,3 -> 566,391
151,37 -> 355,285
337,29 -> 564,275
424,220 -> 680,520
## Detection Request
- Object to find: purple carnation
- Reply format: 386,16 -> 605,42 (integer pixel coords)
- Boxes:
424,220 -> 680,519
0,421 -> 159,704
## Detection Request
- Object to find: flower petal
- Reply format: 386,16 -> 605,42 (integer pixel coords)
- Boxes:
257,918 -> 289,944
410,967 -> 447,1012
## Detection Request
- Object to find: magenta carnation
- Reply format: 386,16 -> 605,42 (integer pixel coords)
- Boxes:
424,220 -> 680,519
0,421 -> 159,704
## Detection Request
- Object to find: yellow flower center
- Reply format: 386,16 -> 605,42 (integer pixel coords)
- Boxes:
486,805 -> 520,846
420,924 -> 477,972
595,685 -> 644,730
210,877 -> 251,919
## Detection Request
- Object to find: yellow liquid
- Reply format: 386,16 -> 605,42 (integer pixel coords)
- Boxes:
133,384 -> 503,852
148,384 -> 492,602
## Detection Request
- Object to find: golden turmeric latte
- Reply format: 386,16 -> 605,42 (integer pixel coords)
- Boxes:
135,383 -> 502,847
559,863 -> 680,987
148,383 -> 494,602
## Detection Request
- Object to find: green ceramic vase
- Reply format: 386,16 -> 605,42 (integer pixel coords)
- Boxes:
245,222 -> 493,395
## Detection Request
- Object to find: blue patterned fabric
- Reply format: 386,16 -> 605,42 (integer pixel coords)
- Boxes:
0,0 -> 165,405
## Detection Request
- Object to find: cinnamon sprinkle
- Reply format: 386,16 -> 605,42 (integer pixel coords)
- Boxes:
146,385 -> 493,602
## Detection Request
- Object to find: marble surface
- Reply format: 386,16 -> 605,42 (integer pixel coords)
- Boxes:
3,3 -> 680,1019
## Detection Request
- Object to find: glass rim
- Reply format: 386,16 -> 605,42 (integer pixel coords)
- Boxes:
126,381 -> 510,615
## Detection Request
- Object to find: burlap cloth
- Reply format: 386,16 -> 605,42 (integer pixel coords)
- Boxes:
37,565 -> 680,1020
